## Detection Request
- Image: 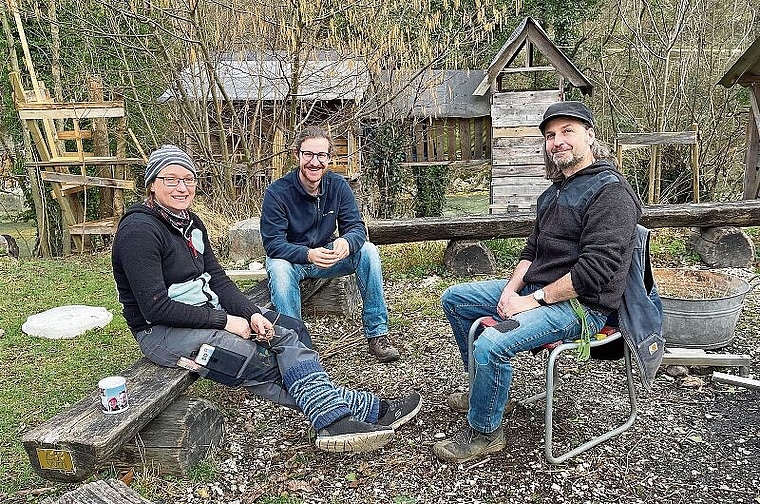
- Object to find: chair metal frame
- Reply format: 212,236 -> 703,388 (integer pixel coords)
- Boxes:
467,316 -> 638,464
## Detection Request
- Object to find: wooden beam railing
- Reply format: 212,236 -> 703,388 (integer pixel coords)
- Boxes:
367,200 -> 760,245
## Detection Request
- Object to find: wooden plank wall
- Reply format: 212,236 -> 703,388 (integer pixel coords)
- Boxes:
403,117 -> 491,163
490,90 -> 558,213
742,85 -> 760,199
330,133 -> 360,178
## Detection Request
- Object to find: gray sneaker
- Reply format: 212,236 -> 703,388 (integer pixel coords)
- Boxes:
368,335 -> 400,362
316,416 -> 394,453
446,391 -> 469,413
432,424 -> 506,463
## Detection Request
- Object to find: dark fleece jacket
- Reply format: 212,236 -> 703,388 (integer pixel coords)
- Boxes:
112,203 -> 260,334
520,160 -> 642,313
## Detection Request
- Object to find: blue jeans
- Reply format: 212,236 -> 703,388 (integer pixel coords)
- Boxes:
266,242 -> 389,338
441,279 -> 608,433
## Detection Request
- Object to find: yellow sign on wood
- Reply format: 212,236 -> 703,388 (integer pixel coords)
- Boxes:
36,448 -> 75,473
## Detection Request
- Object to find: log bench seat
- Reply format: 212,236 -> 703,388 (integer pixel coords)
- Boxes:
23,277 -> 341,483
42,478 -> 154,504
22,358 -> 202,483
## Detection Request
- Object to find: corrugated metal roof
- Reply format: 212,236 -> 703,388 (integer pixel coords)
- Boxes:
159,52 -> 370,102
387,69 -> 491,118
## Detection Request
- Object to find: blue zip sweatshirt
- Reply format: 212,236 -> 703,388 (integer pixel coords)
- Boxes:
260,169 -> 367,264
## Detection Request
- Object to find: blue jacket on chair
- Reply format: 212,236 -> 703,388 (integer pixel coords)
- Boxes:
618,225 -> 665,390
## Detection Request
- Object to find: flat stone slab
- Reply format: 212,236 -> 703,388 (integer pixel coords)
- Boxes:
22,305 -> 113,340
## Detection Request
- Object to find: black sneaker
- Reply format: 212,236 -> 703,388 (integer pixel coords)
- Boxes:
377,392 -> 423,430
316,416 -> 394,453
368,335 -> 400,362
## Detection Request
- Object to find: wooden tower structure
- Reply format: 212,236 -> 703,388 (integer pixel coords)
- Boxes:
719,36 -> 760,200
472,17 -> 593,213
7,3 -> 144,253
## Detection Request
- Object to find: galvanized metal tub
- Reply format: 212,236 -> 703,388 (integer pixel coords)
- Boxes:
654,268 -> 752,349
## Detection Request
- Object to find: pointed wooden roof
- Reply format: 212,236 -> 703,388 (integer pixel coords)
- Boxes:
473,17 -> 593,96
719,36 -> 760,88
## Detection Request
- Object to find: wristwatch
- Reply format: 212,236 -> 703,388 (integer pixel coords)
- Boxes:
533,289 -> 548,306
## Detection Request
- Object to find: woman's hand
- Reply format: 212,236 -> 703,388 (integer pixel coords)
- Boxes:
225,315 -> 252,339
250,313 -> 274,342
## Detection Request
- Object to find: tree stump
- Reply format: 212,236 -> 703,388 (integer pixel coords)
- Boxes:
443,240 -> 496,276
109,397 -> 223,477
689,226 -> 755,268
303,276 -> 360,317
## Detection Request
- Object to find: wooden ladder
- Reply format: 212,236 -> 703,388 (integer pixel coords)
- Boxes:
7,2 -> 146,253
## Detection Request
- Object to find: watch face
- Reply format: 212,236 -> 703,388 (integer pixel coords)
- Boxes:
534,289 -> 545,301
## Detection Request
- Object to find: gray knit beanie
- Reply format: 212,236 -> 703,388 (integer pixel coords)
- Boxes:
145,145 -> 197,186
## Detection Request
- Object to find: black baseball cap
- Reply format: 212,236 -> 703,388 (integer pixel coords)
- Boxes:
539,101 -> 595,133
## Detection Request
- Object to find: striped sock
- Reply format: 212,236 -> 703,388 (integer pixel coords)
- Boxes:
283,360 -> 352,430
334,385 -> 380,423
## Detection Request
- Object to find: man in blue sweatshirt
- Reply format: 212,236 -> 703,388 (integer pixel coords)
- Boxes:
260,126 -> 399,363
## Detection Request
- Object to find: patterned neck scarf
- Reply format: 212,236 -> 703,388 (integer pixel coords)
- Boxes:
144,195 -> 198,257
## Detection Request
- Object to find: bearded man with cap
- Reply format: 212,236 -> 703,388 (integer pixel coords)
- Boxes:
112,145 -> 422,453
432,102 -> 642,462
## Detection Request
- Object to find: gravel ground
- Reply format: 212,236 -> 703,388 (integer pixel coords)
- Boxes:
135,269 -> 760,504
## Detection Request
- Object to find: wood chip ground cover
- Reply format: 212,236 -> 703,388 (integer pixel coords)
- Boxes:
132,273 -> 760,504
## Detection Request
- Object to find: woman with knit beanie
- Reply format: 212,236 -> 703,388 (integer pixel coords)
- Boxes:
112,145 -> 422,453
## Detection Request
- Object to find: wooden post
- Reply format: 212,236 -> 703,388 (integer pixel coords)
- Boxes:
691,123 -> 700,203
743,84 -> 760,199
473,117 -> 484,159
434,121 -> 445,162
88,77 -> 114,218
447,121 -> 457,162
415,122 -> 425,162
648,145 -> 657,204
426,119 -> 435,162
615,140 -> 623,169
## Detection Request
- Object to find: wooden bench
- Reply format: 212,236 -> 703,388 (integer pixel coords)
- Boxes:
22,358 -> 205,482
23,277 -> 348,483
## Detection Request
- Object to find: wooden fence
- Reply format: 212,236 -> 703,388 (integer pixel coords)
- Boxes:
401,117 -> 491,166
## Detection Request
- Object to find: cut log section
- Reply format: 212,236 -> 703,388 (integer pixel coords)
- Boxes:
303,276 -> 360,316
444,240 -> 497,275
109,397 -> 223,477
41,479 -> 153,504
689,226 -> 755,268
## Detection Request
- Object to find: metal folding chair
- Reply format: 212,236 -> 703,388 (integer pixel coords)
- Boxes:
467,315 -> 638,464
